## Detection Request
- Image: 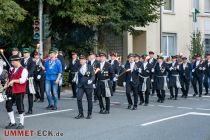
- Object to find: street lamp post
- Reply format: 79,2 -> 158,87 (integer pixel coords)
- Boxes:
38,0 -> 43,58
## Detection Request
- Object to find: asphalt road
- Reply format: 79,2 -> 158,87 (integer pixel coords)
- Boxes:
0,86 -> 210,140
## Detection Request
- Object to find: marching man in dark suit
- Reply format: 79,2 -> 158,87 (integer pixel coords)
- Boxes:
124,54 -> 139,110
179,56 -> 192,98
192,54 -> 205,97
148,51 -> 157,96
21,48 -> 36,114
154,56 -> 168,103
75,55 -> 95,119
138,55 -> 153,106
168,56 -> 182,100
203,54 -> 210,95
68,52 -> 80,98
109,52 -> 120,94
88,52 -> 99,102
95,53 -> 114,114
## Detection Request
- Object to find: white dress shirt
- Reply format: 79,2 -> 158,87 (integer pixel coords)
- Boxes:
100,61 -> 105,70
80,64 -> 87,75
13,67 -> 28,84
143,62 -> 148,69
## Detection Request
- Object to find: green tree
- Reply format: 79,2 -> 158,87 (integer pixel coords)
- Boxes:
189,32 -> 205,59
0,0 -> 27,36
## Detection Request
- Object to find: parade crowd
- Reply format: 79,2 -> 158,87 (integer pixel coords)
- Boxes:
2,47 -> 210,129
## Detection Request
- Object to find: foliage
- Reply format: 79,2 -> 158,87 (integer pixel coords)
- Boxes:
189,32 -> 205,58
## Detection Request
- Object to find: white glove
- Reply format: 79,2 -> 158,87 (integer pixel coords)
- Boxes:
37,75 -> 41,80
88,80 -> 92,84
177,65 -> 179,69
203,67 -> 206,70
138,68 -> 142,73
151,79 -> 154,82
123,82 -> 126,87
192,69 -> 195,72
113,77 -> 118,82
169,67 -> 173,71
199,67 -> 202,70
151,68 -> 154,73
93,84 -> 96,89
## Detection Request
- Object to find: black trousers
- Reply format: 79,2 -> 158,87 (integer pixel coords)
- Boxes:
35,79 -> 45,101
6,93 -> 25,114
98,96 -> 110,111
77,87 -> 93,115
156,90 -> 165,101
126,82 -> 138,107
181,77 -> 190,96
169,87 -> 179,98
71,82 -> 77,97
192,76 -> 203,95
139,90 -> 150,104
112,81 -> 117,93
26,85 -> 33,112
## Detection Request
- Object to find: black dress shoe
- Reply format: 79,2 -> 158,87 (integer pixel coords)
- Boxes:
193,94 -> 197,97
139,102 -> 144,105
34,98 -> 38,102
75,114 -> 84,119
16,123 -> 24,129
26,110 -> 32,115
131,107 -> 137,110
99,109 -> 105,114
157,99 -> 161,103
204,93 -> 209,95
102,111 -> 110,114
38,100 -> 44,103
174,97 -> 177,100
199,94 -> 202,97
5,123 -> 17,129
127,104 -> 132,109
46,105 -> 54,109
51,107 -> 57,110
71,96 -> 77,98
144,103 -> 148,106
86,114 -> 92,119
168,96 -> 174,100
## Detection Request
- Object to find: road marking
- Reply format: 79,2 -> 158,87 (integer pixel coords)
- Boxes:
18,109 -> 74,118
140,112 -> 191,126
157,105 -> 174,108
191,112 -> 210,116
177,107 -> 193,110
195,108 -> 210,111
140,112 -> 210,127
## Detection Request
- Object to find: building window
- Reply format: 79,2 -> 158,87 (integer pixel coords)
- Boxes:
205,0 -> 210,13
205,34 -> 210,54
192,0 -> 199,10
163,0 -> 174,12
161,33 -> 177,57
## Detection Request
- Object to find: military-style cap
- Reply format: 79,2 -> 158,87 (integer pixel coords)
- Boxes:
10,55 -> 21,61
12,47 -> 19,51
22,48 -> 31,53
171,55 -> 177,59
49,48 -> 57,54
195,54 -> 201,57
79,55 -> 86,59
134,54 -> 140,57
89,52 -> 96,56
34,51 -> 41,56
182,56 -> 187,60
110,52 -> 117,57
157,55 -> 164,60
127,53 -> 135,58
149,51 -> 154,55
99,53 -> 107,57
71,52 -> 77,55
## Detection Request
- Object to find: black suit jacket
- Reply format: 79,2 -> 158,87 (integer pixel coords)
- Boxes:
96,61 -> 114,81
192,61 -> 204,77
179,62 -> 192,80
21,57 -> 35,78
77,64 -> 95,89
68,59 -> 81,82
109,60 -> 120,75
124,62 -> 139,85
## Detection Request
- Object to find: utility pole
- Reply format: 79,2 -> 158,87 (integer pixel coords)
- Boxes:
38,0 -> 43,58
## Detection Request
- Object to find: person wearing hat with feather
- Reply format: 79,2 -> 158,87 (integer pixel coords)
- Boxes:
5,55 -> 28,129
21,48 -> 36,114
